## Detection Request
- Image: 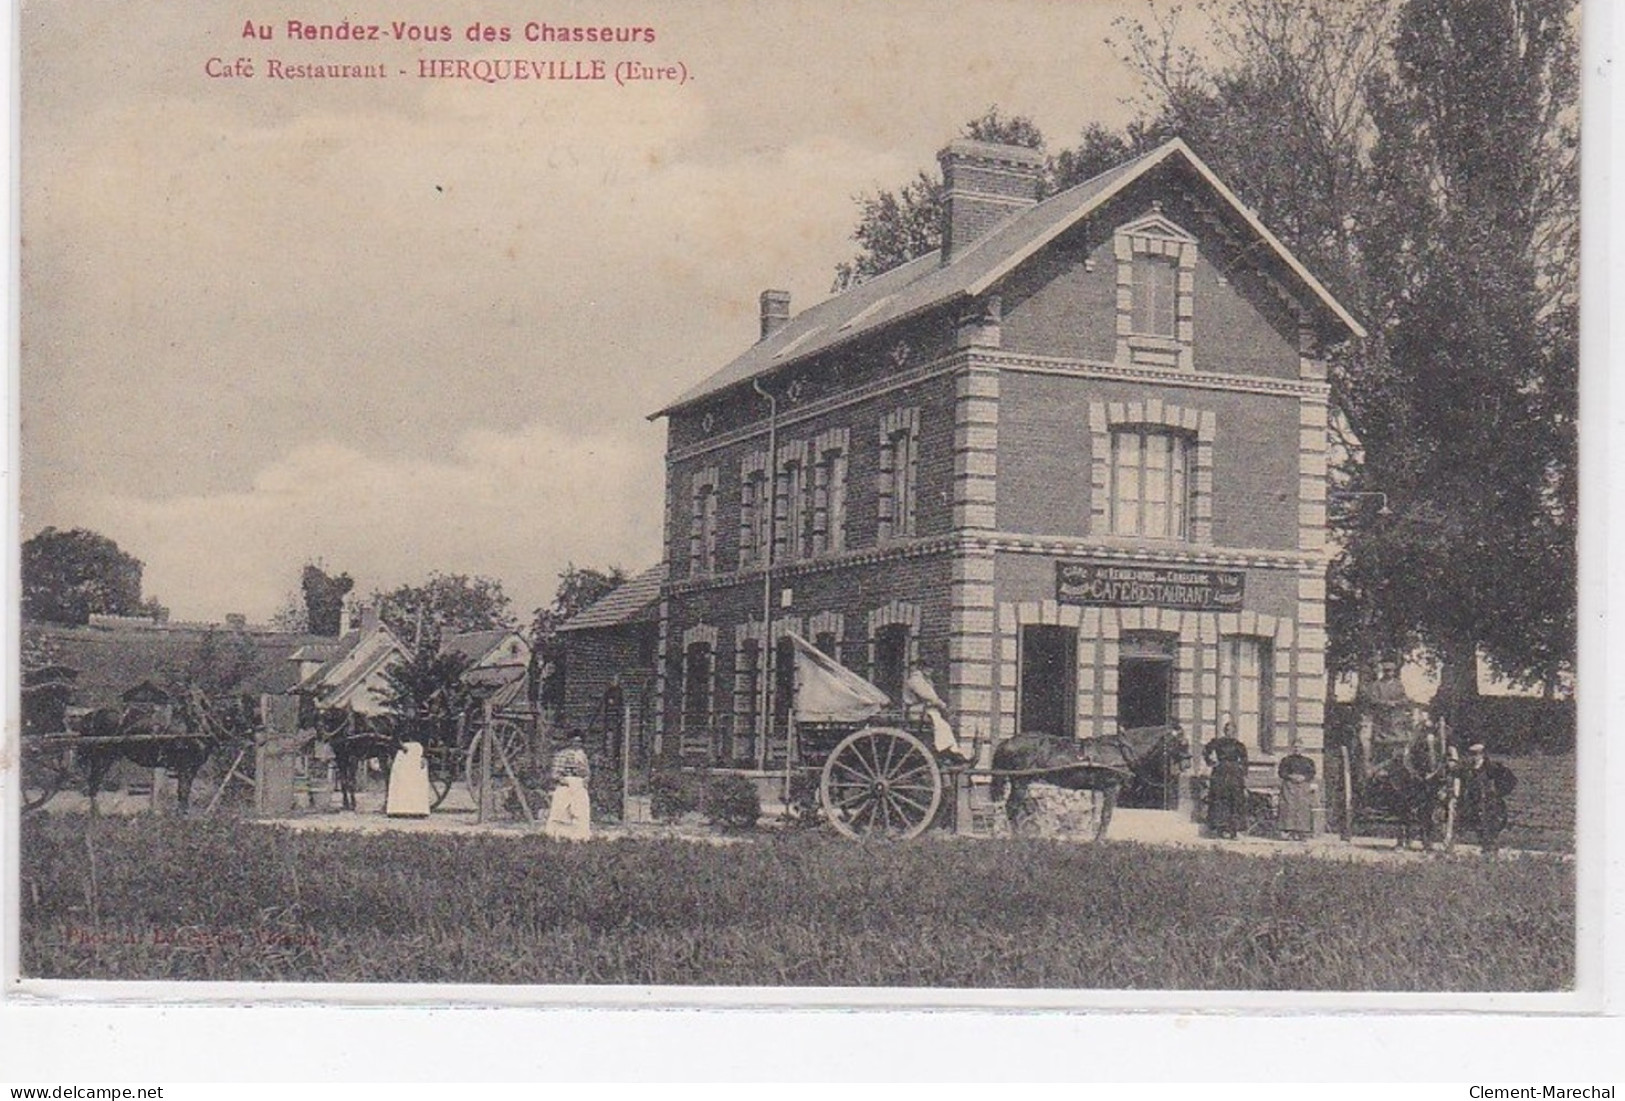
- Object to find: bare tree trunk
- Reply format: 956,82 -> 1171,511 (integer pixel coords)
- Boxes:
1432,637 -> 1478,734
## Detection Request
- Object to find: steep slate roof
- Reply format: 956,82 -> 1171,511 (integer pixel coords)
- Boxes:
558,564 -> 667,633
653,139 -> 1365,418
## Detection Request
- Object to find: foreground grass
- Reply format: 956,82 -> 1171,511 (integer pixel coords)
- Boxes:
20,814 -> 1572,989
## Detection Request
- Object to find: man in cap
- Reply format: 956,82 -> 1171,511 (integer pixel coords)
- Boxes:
1457,742 -> 1516,855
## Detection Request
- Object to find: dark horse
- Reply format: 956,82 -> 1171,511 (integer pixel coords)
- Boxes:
1361,732 -> 1451,850
990,725 -> 1192,840
76,689 -> 229,815
311,709 -> 403,811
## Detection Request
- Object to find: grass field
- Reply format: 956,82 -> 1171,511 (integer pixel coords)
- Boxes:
19,813 -> 1573,989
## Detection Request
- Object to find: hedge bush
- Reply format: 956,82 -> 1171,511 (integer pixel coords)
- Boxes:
702,773 -> 761,830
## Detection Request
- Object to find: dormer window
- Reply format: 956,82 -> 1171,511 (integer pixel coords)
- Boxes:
1114,209 -> 1196,369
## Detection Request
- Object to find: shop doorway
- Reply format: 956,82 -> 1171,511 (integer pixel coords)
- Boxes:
1019,625 -> 1077,739
1118,632 -> 1179,809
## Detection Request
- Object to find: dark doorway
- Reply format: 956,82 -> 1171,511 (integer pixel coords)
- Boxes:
872,624 -> 910,703
771,636 -> 796,766
1019,625 -> 1077,739
1118,658 -> 1172,729
1118,636 -> 1178,810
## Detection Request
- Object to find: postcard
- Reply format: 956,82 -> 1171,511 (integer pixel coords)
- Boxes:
6,0 -> 1593,1032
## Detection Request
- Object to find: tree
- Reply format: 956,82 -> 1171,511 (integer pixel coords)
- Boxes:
529,563 -> 627,710
1352,0 -> 1578,708
379,635 -> 474,744
373,572 -> 517,642
22,527 -> 154,626
833,107 -> 1050,289
161,626 -> 261,701
300,563 -> 353,636
1116,0 -> 1577,697
1115,0 -> 1396,294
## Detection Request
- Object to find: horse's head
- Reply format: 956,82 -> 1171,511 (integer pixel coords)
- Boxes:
1118,724 -> 1190,769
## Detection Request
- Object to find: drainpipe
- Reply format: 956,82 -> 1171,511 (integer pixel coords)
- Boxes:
752,378 -> 778,776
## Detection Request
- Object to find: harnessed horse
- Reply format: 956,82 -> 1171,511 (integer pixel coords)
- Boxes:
311,709 -> 403,811
1361,731 -> 1451,850
76,688 -> 231,815
990,725 -> 1192,840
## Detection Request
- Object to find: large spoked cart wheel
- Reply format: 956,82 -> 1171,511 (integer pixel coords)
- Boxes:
819,725 -> 943,840
21,735 -> 75,814
464,717 -> 541,821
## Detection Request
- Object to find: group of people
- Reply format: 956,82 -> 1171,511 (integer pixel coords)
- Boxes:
1199,715 -> 1517,854
381,732 -> 595,841
1200,721 -> 1318,842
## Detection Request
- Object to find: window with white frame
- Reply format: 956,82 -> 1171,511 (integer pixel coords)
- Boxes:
1113,209 -> 1197,369
733,638 -> 761,763
878,409 -> 920,542
1219,636 -> 1275,755
1110,427 -> 1193,540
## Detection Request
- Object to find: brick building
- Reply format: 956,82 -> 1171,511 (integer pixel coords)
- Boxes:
649,138 -> 1363,814
555,563 -> 664,770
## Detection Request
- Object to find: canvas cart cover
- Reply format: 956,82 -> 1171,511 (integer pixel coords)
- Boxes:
787,632 -> 890,723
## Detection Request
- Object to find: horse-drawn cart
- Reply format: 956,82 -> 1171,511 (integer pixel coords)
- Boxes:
797,719 -> 949,840
21,669 -> 256,815
781,634 -> 1187,842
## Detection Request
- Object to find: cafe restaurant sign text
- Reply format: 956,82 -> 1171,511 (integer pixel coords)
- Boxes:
1056,559 -> 1245,611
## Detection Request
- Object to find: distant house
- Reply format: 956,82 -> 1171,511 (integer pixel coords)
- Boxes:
555,564 -> 664,766
291,616 -> 411,717
290,608 -> 535,720
441,628 -> 532,694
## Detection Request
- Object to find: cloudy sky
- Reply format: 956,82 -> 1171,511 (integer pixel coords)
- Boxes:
20,0 -> 1182,623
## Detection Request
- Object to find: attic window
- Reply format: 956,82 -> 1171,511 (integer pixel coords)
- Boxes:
771,326 -> 824,360
1114,209 -> 1197,370
839,295 -> 895,331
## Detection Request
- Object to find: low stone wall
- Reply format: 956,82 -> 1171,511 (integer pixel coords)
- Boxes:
1007,782 -> 1108,840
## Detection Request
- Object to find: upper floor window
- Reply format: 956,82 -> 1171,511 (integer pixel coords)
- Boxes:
1110,427 -> 1192,540
1131,255 -> 1178,337
738,453 -> 770,570
1114,208 -> 1196,370
778,456 -> 808,561
810,429 -> 850,556
688,468 -> 719,575
878,408 -> 920,542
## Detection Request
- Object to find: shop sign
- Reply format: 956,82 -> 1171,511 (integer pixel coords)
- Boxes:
1055,558 -> 1245,611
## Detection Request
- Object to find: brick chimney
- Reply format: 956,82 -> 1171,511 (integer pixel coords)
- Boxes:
759,289 -> 791,340
937,139 -> 1045,264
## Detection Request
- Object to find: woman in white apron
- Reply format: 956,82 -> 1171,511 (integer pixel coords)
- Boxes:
385,741 -> 431,817
545,735 -> 592,841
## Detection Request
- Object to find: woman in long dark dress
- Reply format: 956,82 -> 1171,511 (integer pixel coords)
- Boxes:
1204,721 -> 1249,839
1276,751 -> 1317,840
